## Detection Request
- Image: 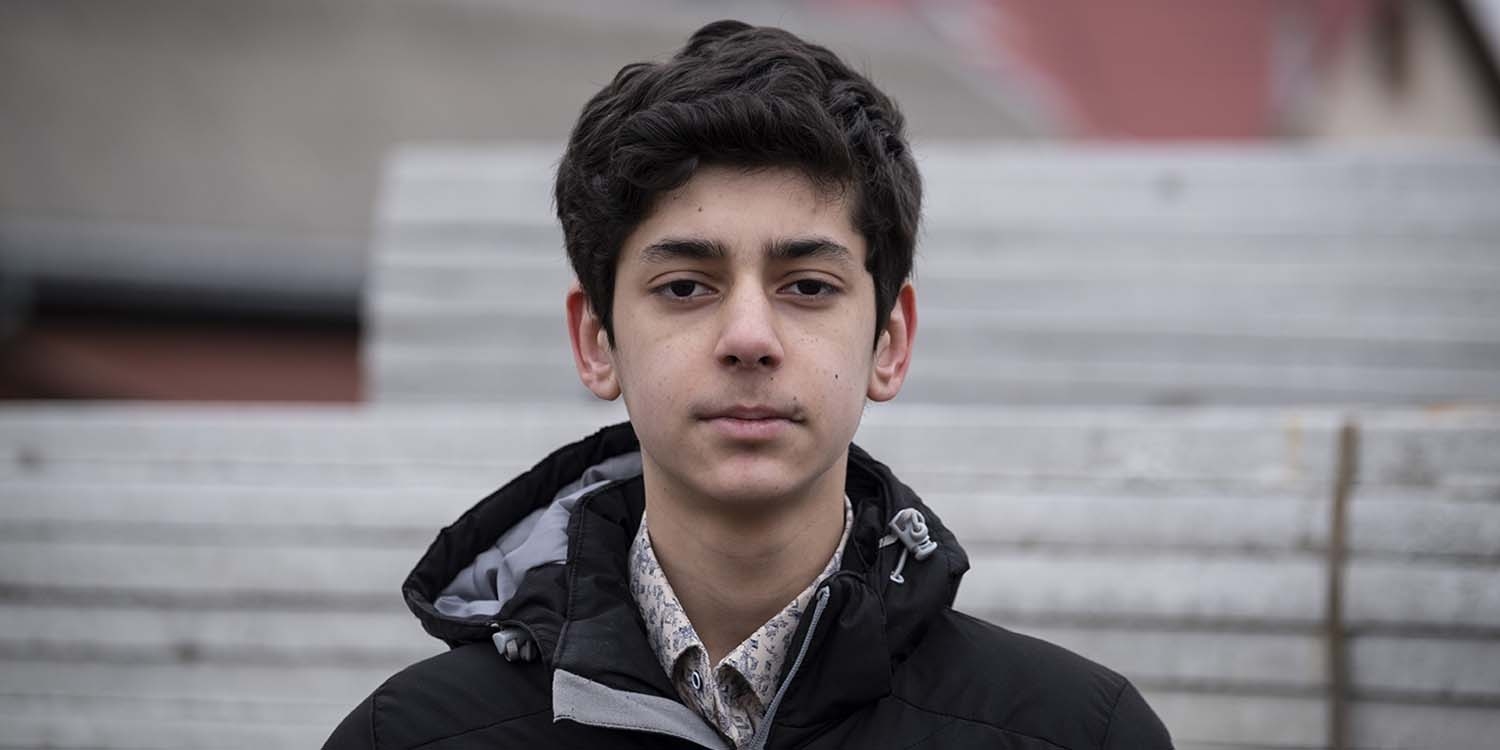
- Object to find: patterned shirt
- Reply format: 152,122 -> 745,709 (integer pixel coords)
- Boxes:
628,498 -> 852,748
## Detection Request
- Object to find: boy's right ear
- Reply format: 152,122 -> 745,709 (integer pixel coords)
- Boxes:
566,283 -> 621,400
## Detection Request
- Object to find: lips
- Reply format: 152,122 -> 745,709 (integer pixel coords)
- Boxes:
698,404 -> 800,440
710,405 -> 796,421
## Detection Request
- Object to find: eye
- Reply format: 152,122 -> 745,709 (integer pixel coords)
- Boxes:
654,279 -> 712,300
784,279 -> 838,297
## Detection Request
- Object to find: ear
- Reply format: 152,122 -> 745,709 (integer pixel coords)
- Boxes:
566,283 -> 621,400
868,282 -> 916,402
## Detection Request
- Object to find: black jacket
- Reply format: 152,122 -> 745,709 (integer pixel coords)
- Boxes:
325,423 -> 1172,749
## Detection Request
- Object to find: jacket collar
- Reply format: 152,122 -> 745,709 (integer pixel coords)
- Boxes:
402,422 -> 971,742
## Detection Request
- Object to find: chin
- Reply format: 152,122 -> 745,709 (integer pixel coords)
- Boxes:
698,454 -> 835,508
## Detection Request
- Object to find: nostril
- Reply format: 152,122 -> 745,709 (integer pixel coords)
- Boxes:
720,350 -> 781,368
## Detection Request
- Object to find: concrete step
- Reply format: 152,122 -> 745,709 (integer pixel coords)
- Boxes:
368,145 -> 1500,405
2,403 -> 1496,749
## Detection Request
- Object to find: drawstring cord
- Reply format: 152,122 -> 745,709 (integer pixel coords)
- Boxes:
879,508 -> 938,584
749,509 -> 937,749
747,585 -> 831,750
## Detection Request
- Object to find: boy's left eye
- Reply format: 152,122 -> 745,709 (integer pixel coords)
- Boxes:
785,279 -> 837,297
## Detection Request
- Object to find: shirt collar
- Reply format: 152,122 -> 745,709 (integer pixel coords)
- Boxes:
628,497 -> 853,708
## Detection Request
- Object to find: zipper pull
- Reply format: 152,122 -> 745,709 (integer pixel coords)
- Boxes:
492,625 -> 537,662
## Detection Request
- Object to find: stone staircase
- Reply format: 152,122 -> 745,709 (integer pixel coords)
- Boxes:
3,145 -> 1499,749
368,145 -> 1500,406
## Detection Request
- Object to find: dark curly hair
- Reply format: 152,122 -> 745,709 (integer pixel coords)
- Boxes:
554,19 -> 921,344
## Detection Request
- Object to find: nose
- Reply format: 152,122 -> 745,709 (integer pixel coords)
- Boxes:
713,287 -> 784,370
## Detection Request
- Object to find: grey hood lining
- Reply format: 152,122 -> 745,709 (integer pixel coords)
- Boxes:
552,669 -> 731,750
435,451 -> 643,618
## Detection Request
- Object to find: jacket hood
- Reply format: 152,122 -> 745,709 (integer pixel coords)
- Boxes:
401,422 -> 971,731
401,422 -> 643,645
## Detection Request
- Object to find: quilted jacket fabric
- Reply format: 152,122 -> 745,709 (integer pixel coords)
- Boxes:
323,422 -> 1173,749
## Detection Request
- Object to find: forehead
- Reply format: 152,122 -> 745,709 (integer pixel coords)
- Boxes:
623,165 -> 864,262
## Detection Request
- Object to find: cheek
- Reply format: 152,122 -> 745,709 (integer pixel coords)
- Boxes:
817,340 -> 875,406
613,336 -> 692,417
798,310 -> 874,383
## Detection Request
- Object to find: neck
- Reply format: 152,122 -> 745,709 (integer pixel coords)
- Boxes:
642,456 -> 847,664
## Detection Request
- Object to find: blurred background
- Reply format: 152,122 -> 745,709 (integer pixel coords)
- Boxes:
3,2 -> 1500,749
3,0 -> 1497,401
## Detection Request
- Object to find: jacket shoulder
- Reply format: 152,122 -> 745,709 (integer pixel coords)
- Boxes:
323,642 -> 553,750
891,609 -> 1172,749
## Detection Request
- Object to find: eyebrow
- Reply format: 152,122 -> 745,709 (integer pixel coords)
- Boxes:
636,235 -> 856,268
768,237 -> 855,268
639,238 -> 728,265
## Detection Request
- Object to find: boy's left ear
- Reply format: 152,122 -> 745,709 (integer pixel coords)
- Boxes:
868,282 -> 916,402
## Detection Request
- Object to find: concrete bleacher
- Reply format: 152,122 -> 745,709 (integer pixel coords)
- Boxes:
368,145 -> 1500,406
3,145 -> 1499,749
2,404 -> 1497,748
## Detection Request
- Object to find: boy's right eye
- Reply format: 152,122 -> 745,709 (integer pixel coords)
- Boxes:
654,279 -> 711,300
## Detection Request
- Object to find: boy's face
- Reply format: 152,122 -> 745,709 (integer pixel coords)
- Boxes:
568,165 -> 915,510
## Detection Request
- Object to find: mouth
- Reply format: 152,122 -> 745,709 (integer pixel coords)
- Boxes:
708,405 -> 796,421
697,404 -> 800,440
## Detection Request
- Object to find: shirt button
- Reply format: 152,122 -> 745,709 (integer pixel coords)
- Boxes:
689,671 -> 703,691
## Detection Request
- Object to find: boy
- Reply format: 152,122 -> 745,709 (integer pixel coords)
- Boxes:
326,20 -> 1171,749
